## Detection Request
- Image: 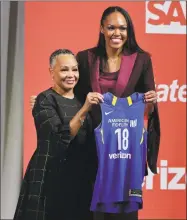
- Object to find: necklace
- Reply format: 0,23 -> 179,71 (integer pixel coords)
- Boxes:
102,54 -> 122,72
107,57 -> 119,64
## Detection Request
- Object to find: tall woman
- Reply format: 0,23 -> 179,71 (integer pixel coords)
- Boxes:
74,6 -> 160,220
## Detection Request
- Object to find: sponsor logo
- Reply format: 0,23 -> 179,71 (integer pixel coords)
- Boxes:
156,80 -> 187,102
105,110 -> 113,115
142,160 -> 186,190
146,1 -> 186,34
109,151 -> 131,160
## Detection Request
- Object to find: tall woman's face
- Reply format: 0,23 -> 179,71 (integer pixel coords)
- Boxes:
101,12 -> 128,51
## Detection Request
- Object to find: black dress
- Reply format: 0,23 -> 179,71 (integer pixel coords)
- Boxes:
14,88 -> 94,220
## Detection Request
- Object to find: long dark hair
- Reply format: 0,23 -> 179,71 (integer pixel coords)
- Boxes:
97,6 -> 145,57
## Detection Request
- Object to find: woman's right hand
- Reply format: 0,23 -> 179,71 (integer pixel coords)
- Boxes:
30,95 -> 37,109
70,92 -> 103,136
83,92 -> 104,112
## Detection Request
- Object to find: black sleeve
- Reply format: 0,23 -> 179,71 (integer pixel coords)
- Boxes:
143,55 -> 161,174
143,55 -> 156,91
32,93 -> 72,148
75,51 -> 88,104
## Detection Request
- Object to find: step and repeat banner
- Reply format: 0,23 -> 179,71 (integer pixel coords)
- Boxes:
24,1 -> 186,219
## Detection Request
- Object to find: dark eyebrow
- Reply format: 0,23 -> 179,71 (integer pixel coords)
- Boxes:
107,24 -> 127,27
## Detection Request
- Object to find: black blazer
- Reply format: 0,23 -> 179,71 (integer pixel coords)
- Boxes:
75,47 -> 161,175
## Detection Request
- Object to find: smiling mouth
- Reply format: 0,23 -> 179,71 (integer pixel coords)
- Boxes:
65,80 -> 75,84
110,38 -> 122,43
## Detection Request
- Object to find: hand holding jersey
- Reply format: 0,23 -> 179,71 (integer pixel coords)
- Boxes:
69,92 -> 103,136
82,92 -> 104,111
144,90 -> 157,103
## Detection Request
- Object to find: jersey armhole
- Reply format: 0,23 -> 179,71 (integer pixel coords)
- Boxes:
140,128 -> 148,144
94,103 -> 104,131
94,103 -> 105,144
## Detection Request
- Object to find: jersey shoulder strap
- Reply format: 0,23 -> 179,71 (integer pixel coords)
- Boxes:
103,92 -> 144,107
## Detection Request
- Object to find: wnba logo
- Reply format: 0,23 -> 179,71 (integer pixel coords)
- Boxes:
145,1 -> 186,34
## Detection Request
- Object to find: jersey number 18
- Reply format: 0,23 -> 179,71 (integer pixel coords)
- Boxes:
115,128 -> 129,150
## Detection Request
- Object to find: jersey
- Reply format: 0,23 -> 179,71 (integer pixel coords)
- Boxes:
90,92 -> 147,213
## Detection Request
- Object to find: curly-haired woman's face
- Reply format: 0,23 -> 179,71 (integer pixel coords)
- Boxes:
101,12 -> 128,50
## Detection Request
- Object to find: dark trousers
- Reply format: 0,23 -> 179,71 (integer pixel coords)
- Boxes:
94,211 -> 138,220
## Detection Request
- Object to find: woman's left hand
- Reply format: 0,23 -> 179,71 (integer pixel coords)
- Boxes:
144,90 -> 157,103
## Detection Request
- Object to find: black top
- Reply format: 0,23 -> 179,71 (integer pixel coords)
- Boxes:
34,88 -> 91,156
13,88 -> 94,220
